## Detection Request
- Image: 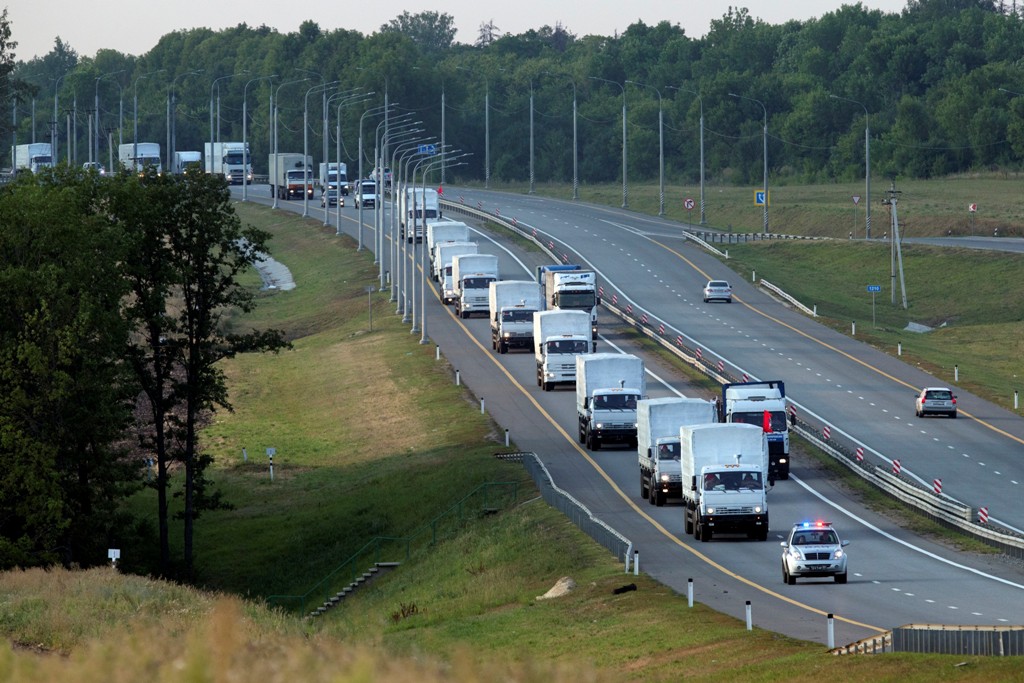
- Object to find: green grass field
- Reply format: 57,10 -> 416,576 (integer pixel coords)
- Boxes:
0,191 -> 1021,681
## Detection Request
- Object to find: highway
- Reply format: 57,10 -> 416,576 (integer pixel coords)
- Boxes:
231,183 -> 1024,647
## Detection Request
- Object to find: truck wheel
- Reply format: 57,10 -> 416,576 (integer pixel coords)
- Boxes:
684,511 -> 694,535
655,490 -> 665,507
498,341 -> 507,354
543,381 -> 552,392
699,523 -> 711,542
640,474 -> 648,500
647,483 -> 656,505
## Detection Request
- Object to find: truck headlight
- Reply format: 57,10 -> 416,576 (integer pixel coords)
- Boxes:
754,505 -> 763,513
660,474 -> 670,483
706,507 -> 715,514
595,422 -> 604,429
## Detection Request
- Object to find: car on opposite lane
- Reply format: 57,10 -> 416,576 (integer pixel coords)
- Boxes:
781,521 -> 849,584
703,280 -> 733,303
915,387 -> 957,418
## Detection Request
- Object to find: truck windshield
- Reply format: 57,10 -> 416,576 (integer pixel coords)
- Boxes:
545,339 -> 589,354
732,411 -> 787,431
223,151 -> 247,164
463,276 -> 496,289
502,309 -> 535,323
656,443 -> 680,461
707,471 -> 764,491
593,393 -> 638,410
555,292 -> 597,309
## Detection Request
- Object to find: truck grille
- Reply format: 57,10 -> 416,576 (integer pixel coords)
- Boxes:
601,421 -> 635,430
714,505 -> 755,514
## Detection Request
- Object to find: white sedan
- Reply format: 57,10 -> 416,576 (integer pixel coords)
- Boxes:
702,280 -> 733,303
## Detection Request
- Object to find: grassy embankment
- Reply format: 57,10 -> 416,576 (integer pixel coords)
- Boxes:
0,196 -> 1020,681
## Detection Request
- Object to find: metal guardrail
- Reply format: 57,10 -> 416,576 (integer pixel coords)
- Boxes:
441,194 -> 1024,559
522,453 -> 634,569
834,624 -> 1024,656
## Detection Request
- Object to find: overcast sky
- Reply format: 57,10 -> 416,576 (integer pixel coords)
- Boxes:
11,1 -> 910,62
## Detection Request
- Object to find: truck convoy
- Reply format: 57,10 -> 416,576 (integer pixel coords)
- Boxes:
173,150 -> 202,175
538,265 -> 599,338
268,153 -> 314,200
719,380 -> 790,480
436,242 -> 478,303
318,162 -> 348,195
680,423 -> 770,542
534,309 -> 593,391
399,187 -> 440,242
13,143 -> 53,173
427,220 -> 471,272
205,142 -> 252,184
451,253 -> 499,318
637,397 -> 719,506
576,353 -> 646,451
118,142 -> 162,174
489,280 -> 543,354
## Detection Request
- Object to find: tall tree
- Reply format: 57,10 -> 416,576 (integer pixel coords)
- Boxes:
380,11 -> 456,53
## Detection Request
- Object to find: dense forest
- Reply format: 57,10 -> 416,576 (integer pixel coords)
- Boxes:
8,0 -> 1024,186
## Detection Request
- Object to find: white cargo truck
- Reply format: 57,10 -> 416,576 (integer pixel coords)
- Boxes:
436,242 -> 478,303
318,162 -> 348,195
540,266 -> 599,338
680,423 -> 770,542
399,187 -> 440,242
173,150 -> 202,175
533,309 -> 592,391
119,142 -> 162,174
637,398 -> 718,506
205,142 -> 252,184
268,153 -> 313,200
576,353 -> 645,451
427,221 -> 471,269
489,280 -> 543,354
720,380 -> 790,480
451,253 -> 499,318
13,143 -> 53,173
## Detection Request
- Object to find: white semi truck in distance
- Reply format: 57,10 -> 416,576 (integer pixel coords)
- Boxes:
533,309 -> 592,392
318,162 -> 348,195
680,423 -> 770,542
118,142 -> 162,174
451,253 -> 499,319
637,397 -> 718,506
205,142 -> 252,184
13,143 -> 53,173
489,280 -> 543,354
173,150 -> 202,175
399,187 -> 440,242
538,265 -> 599,338
576,353 -> 646,451
268,153 -> 313,200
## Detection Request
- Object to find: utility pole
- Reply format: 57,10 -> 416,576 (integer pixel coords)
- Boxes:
881,179 -> 908,309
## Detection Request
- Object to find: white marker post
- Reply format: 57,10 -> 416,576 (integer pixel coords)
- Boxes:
267,447 -> 276,482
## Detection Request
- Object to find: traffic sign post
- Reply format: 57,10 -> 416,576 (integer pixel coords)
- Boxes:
684,197 -> 695,223
969,202 -> 977,236
867,285 -> 881,327
852,196 -> 861,238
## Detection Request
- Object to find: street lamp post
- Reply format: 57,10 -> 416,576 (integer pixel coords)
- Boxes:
168,70 -> 203,172
626,80 -> 664,215
95,70 -> 124,167
328,90 -> 372,236
271,77 -> 310,210
357,104 -> 390,266
543,72 -> 579,200
303,80 -> 340,217
830,94 -> 872,239
209,72 -> 247,175
729,92 -> 769,233
242,75 -> 276,201
590,76 -> 628,208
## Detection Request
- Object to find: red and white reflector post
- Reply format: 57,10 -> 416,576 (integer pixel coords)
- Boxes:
979,506 -> 989,524
933,478 -> 942,495
892,459 -> 901,476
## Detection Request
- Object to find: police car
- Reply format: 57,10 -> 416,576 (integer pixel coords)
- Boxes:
781,521 -> 849,584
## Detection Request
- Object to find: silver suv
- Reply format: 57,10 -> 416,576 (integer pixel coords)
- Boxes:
781,521 -> 849,584
915,387 -> 957,418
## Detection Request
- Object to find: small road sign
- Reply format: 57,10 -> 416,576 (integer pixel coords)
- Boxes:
755,191 -> 767,206
418,143 -> 437,155
867,285 -> 881,292
852,195 -> 861,205
969,203 -> 978,212
684,197 -> 695,210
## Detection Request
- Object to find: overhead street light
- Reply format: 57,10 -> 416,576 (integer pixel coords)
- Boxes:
666,85 -> 705,225
242,74 -> 276,202
626,80 -> 664,215
729,92 -> 769,234
590,76 -> 628,208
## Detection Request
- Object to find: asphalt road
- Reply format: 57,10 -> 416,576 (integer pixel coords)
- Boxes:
231,184 -> 1024,647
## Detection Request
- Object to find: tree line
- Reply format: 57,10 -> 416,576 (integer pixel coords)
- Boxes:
6,1 -> 1024,188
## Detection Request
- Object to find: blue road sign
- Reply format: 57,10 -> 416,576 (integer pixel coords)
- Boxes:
419,144 -> 437,155
867,285 -> 881,292
755,191 -> 766,206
